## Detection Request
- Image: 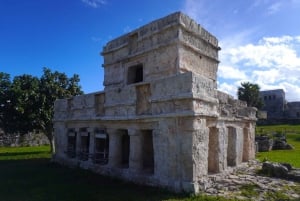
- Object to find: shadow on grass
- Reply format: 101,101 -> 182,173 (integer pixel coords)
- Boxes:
0,158 -> 186,201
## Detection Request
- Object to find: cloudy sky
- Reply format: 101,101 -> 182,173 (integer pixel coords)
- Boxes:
1,0 -> 300,101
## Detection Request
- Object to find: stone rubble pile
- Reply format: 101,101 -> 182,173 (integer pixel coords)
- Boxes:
204,160 -> 300,200
262,161 -> 300,181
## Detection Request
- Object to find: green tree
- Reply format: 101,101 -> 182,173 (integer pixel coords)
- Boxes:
10,74 -> 41,134
38,67 -> 83,153
0,72 -> 14,134
237,82 -> 263,109
0,68 -> 83,153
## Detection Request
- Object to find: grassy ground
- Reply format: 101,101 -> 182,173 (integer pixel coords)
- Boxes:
0,146 -> 235,201
0,145 -> 51,160
256,124 -> 300,167
1,124 -> 299,201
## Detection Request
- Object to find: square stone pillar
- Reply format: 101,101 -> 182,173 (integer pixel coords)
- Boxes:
128,128 -> 143,172
152,129 -> 161,177
216,125 -> 227,172
227,126 -> 243,166
243,127 -> 255,161
75,128 -> 81,158
208,127 -> 220,173
88,128 -> 95,163
107,129 -> 122,168
236,127 -> 244,165
249,124 -> 256,160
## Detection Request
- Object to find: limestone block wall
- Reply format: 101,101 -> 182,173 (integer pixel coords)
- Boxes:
102,12 -> 219,91
53,99 -> 68,120
69,93 -> 95,119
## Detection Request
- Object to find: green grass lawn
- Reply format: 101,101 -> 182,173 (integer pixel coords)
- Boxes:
1,124 -> 299,201
0,146 -> 235,201
256,124 -> 300,167
0,145 -> 51,160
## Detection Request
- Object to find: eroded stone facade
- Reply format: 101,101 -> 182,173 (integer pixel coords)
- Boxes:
52,12 -> 257,193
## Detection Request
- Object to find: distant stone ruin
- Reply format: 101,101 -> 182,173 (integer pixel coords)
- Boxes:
52,12 -> 257,193
259,89 -> 300,124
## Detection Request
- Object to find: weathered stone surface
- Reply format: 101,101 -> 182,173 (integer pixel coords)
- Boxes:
255,135 -> 273,152
204,160 -> 300,200
262,161 -> 289,178
52,12 -> 257,193
273,138 -> 294,150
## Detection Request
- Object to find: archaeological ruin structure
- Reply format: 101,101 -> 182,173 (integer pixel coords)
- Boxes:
259,89 -> 300,124
52,12 -> 257,193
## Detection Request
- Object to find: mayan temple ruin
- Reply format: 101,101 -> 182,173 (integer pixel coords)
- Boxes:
52,12 -> 257,193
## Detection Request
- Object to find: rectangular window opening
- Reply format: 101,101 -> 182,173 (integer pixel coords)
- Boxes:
127,64 -> 143,84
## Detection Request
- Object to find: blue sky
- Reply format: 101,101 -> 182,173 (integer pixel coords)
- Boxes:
1,0 -> 300,101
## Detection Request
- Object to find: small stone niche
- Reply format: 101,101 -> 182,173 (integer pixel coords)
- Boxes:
127,64 -> 143,84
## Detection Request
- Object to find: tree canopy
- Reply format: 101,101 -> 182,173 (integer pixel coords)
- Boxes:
237,82 -> 263,109
0,68 -> 83,152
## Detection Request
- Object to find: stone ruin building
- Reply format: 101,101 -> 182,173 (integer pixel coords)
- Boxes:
52,12 -> 257,193
259,89 -> 300,124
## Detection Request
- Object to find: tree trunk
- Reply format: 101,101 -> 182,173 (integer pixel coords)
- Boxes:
44,123 -> 55,154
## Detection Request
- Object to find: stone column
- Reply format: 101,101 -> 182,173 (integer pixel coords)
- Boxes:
243,127 -> 256,161
107,129 -> 122,168
88,128 -> 95,163
128,128 -> 143,173
249,124 -> 256,160
236,127 -> 244,165
227,126 -> 237,167
75,128 -> 81,158
152,129 -> 160,177
216,125 -> 227,172
208,127 -> 220,173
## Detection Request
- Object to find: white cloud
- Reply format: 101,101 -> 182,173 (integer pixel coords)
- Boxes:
81,0 -> 106,8
182,0 -> 300,102
222,36 -> 300,69
281,82 -> 300,101
218,65 -> 247,80
267,2 -> 282,15
218,82 -> 238,98
251,69 -> 281,84
262,35 -> 293,44
219,35 -> 300,101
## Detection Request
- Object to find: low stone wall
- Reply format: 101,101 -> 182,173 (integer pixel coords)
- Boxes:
0,133 -> 49,147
